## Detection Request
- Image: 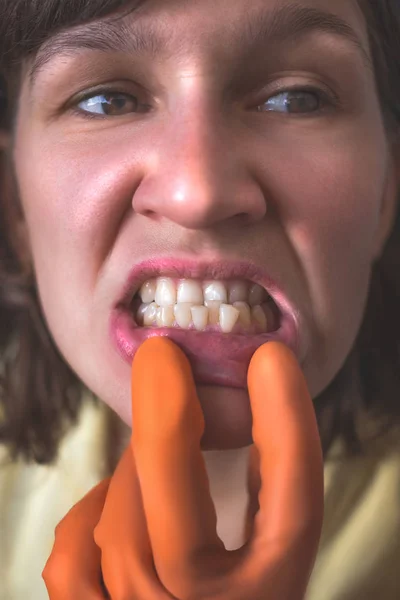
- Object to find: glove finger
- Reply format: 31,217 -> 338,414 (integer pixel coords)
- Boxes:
94,444 -> 174,600
240,341 -> 324,598
42,478 -> 110,599
131,337 -> 228,599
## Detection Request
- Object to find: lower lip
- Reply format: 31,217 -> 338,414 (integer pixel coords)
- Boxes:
110,307 -> 300,388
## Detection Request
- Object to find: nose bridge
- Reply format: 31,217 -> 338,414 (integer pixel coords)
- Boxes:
132,77 -> 267,229
168,94 -> 231,196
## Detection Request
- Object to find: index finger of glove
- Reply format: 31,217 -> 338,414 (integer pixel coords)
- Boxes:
130,337 -> 227,599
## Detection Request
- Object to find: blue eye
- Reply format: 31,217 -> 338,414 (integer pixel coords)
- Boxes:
259,89 -> 325,114
77,93 -> 139,116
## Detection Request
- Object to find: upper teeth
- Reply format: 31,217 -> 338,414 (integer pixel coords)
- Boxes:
135,277 -> 274,334
138,277 -> 269,307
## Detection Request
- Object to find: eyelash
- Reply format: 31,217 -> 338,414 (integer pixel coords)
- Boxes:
69,85 -> 339,121
259,85 -> 339,113
68,89 -> 151,120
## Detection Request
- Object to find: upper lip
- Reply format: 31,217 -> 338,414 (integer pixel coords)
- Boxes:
116,256 -> 291,314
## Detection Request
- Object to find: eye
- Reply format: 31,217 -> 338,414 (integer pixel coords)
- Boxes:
77,92 -> 140,116
258,88 -> 329,114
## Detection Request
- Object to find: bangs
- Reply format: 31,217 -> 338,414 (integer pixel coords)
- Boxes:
0,0 -> 146,71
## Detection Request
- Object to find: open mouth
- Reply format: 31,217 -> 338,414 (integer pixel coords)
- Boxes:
130,277 -> 281,335
110,259 -> 300,388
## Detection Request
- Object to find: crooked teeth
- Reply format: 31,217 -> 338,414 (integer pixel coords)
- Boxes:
135,277 -> 273,333
204,300 -> 221,324
174,303 -> 193,329
191,306 -> 208,331
143,302 -> 157,326
252,305 -> 267,330
156,306 -> 175,327
219,304 -> 240,333
233,301 -> 252,327
136,303 -> 149,325
136,300 -> 271,333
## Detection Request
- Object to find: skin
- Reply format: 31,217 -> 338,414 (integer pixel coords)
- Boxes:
10,0 -> 400,452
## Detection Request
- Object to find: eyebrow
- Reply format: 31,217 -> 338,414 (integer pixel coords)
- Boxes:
29,3 -> 372,85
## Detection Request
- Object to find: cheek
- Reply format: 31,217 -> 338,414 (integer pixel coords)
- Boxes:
265,132 -> 386,389
293,147 -> 382,310
267,123 -> 385,287
13,138 -> 140,320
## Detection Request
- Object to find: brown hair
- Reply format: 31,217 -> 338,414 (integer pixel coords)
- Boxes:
0,0 -> 399,464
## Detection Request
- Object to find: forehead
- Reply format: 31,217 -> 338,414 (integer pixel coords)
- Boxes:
117,0 -> 367,42
30,0 -> 370,80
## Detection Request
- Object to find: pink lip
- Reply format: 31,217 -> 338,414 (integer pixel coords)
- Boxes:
111,257 -> 301,387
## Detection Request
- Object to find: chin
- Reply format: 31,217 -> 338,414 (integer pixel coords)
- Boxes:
196,385 -> 253,450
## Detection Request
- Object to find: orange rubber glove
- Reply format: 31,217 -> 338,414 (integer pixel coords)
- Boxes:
43,338 -> 324,599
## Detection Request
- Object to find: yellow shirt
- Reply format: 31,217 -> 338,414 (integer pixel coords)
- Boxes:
0,399 -> 399,600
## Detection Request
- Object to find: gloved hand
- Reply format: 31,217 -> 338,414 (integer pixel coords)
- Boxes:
43,338 -> 324,599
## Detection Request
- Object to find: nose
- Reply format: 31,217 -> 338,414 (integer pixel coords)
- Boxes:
132,105 -> 267,230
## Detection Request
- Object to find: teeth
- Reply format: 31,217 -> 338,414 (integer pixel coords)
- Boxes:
135,277 -> 276,334
138,278 -> 270,308
136,303 -> 149,326
204,300 -> 221,325
173,303 -> 193,329
177,280 -> 203,304
143,302 -> 158,326
139,279 -> 157,303
248,283 -> 267,307
228,280 -> 248,304
203,281 -> 228,303
262,301 -> 277,331
233,301 -> 252,327
156,305 -> 175,327
252,305 -> 268,332
190,306 -> 209,331
155,278 -> 177,307
219,304 -> 240,333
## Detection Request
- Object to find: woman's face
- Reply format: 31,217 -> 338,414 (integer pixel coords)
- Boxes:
12,0 -> 399,449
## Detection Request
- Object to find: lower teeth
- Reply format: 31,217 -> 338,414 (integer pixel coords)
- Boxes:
134,300 -> 277,334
